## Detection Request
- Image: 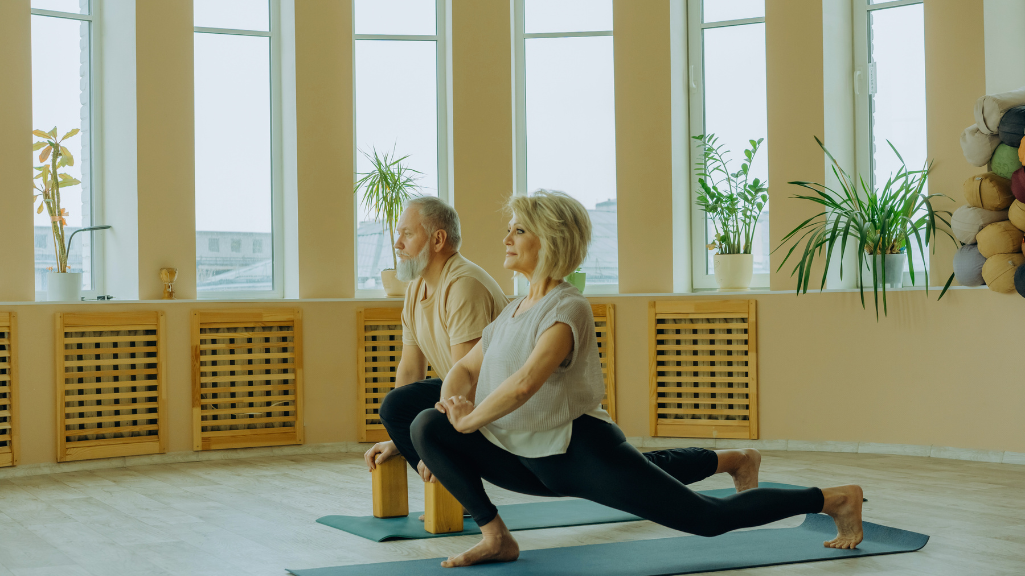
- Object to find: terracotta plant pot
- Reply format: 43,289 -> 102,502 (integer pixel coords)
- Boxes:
713,254 -> 753,290
380,269 -> 408,298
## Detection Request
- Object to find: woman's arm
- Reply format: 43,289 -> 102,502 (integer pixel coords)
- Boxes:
438,322 -> 573,433
439,338 -> 485,402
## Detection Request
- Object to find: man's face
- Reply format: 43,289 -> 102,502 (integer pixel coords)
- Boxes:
394,208 -> 428,263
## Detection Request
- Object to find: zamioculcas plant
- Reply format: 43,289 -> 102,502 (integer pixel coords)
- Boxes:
31,127 -> 110,273
773,137 -> 957,319
353,147 -> 422,271
694,134 -> 769,256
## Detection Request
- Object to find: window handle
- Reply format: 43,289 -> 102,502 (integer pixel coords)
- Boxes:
690,65 -> 696,90
854,69 -> 861,95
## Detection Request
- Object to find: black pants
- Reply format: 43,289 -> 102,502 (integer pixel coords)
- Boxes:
381,379 -> 717,486
410,409 -> 824,536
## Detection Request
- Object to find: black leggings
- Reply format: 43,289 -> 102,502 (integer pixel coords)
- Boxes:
411,409 -> 825,536
380,378 -> 717,484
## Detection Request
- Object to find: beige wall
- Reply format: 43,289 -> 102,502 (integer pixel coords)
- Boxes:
136,0 -> 198,300
450,0 -> 515,294
0,0 -> 35,302
3,1 -> 1021,468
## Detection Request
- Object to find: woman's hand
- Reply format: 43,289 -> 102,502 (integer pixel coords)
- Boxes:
363,440 -> 399,472
435,395 -> 479,434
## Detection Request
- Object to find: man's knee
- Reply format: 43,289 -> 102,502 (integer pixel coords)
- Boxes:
410,408 -> 452,450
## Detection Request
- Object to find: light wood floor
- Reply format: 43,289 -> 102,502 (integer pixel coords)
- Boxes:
0,449 -> 1021,576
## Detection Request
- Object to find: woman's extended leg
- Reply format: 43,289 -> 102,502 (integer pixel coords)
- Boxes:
523,416 -> 862,547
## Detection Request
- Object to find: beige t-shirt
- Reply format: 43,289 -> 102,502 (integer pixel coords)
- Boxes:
401,253 -> 509,378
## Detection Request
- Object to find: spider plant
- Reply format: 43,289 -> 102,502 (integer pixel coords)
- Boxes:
773,136 -> 957,319
693,134 -> 768,255
353,146 -> 422,270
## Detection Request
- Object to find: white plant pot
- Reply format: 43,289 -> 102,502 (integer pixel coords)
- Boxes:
380,269 -> 408,298
47,272 -> 83,302
860,254 -> 905,289
713,254 -> 753,290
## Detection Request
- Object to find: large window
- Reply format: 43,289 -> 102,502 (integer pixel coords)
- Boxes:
354,0 -> 447,292
855,0 -> 927,280
514,0 -> 618,292
194,0 -> 282,296
31,0 -> 100,298
688,0 -> 769,289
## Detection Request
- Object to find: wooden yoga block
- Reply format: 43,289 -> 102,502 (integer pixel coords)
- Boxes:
372,456 -> 409,518
424,481 -> 464,534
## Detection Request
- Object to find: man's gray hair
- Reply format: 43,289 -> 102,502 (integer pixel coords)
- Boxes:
405,196 -> 462,250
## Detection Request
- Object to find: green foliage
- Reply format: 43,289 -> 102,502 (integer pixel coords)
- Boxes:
353,146 -> 422,270
772,137 -> 958,319
31,126 -> 82,273
693,134 -> 768,255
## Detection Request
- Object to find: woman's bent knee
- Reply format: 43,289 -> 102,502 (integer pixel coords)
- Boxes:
410,409 -> 452,450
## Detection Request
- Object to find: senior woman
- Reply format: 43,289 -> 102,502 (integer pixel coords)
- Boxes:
410,190 -> 864,568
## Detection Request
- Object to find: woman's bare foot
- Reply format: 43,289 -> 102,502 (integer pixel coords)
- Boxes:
715,448 -> 761,492
441,515 -> 519,568
820,485 -> 864,549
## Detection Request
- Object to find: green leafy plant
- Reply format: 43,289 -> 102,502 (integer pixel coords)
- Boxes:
693,134 -> 768,255
353,146 -> 423,270
32,127 -> 111,273
773,137 -> 957,319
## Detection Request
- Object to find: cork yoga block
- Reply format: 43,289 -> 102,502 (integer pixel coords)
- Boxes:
963,173 -> 1014,210
982,253 -> 1025,293
953,244 -> 987,287
1009,201 -> 1025,232
976,221 -> 1024,258
950,205 -> 1008,245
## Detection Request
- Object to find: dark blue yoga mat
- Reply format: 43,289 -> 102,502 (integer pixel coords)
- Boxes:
317,482 -> 805,542
292,513 -> 928,575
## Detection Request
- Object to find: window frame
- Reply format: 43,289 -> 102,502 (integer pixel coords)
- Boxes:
31,3 -> 105,301
512,0 -> 618,296
853,0 -> 926,287
687,0 -> 769,290
352,0 -> 450,298
193,0 -> 285,299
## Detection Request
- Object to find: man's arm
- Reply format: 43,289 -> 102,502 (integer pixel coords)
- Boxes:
395,343 -> 428,387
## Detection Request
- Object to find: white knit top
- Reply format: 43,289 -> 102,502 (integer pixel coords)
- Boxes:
475,282 -> 613,457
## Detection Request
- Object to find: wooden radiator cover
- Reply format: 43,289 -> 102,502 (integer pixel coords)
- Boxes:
192,309 -> 304,451
57,312 -> 166,462
649,300 -> 758,439
0,313 -> 17,467
357,303 -> 619,443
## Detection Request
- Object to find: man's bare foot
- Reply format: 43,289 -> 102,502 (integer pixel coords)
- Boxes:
442,515 -> 519,568
715,448 -> 761,492
820,485 -> 864,549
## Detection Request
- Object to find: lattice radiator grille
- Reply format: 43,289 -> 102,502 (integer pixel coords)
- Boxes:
357,308 -> 437,443
58,312 -> 166,462
0,313 -> 16,467
649,300 -> 758,439
193,310 -> 304,451
592,304 -> 617,422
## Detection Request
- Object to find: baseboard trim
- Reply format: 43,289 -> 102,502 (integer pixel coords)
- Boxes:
626,437 -> 1024,466
2,439 -> 1021,479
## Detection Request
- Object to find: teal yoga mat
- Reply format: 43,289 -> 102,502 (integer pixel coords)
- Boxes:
292,513 -> 928,575
317,482 -> 805,542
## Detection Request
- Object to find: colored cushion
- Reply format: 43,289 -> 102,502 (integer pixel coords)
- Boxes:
960,124 -> 1001,167
953,244 -> 987,287
998,105 -> 1025,147
1013,167 -> 1025,203
1010,201 -> 1025,232
977,221 -> 1025,258
1020,136 -> 1025,164
963,173 -> 1014,210
1015,264 -> 1025,298
992,144 -> 1024,179
983,253 -> 1025,293
950,205 -> 1008,245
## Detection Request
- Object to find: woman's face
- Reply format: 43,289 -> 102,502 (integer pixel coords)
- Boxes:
503,215 -> 541,278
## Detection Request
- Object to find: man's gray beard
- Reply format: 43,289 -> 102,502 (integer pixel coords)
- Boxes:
395,243 -> 430,282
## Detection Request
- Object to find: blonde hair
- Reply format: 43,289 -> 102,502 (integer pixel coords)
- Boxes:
506,190 -> 591,282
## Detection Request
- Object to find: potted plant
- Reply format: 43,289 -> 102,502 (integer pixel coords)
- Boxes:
353,146 -> 422,297
774,137 -> 957,318
566,266 -> 586,293
32,126 -> 111,301
694,134 -> 768,289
